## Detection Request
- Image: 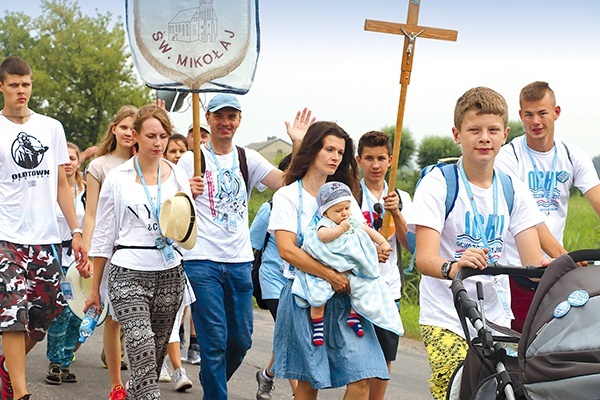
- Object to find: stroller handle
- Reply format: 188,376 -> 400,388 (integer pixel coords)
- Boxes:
453,264 -> 545,282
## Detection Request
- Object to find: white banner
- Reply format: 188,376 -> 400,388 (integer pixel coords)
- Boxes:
126,0 -> 259,93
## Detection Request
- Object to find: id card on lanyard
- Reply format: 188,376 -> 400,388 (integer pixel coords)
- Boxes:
135,157 -> 177,269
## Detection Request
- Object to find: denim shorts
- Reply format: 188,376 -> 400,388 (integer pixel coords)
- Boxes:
273,281 -> 389,389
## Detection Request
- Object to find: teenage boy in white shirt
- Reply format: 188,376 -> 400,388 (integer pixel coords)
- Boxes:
495,81 -> 600,331
356,130 -> 412,400
407,87 -> 548,400
0,56 -> 86,400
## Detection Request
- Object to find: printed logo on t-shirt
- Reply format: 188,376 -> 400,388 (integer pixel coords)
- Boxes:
205,169 -> 246,227
12,132 -> 49,169
455,211 -> 505,263
527,170 -> 563,213
10,132 -> 51,184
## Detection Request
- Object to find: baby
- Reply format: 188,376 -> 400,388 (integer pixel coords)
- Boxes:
292,182 -> 403,346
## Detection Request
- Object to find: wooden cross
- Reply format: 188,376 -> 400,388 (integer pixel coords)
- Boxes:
365,0 -> 458,232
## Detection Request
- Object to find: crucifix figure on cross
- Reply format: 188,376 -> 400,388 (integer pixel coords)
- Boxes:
400,27 -> 425,62
364,0 -> 458,232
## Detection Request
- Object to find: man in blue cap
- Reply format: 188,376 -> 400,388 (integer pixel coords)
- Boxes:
178,94 -> 312,399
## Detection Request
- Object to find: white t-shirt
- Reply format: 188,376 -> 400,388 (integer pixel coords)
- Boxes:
56,186 -> 85,266
178,146 -> 275,262
269,180 -> 364,278
91,158 -> 192,271
406,166 -> 544,338
0,112 -> 68,245
360,186 -> 413,299
495,136 -> 600,264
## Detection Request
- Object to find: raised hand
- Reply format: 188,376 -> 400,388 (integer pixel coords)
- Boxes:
285,107 -> 315,144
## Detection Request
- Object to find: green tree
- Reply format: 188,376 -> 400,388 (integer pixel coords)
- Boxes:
0,0 -> 152,149
380,125 -> 416,169
507,120 -> 525,143
416,135 -> 461,170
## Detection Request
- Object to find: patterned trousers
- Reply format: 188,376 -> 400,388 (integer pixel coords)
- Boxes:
421,324 -> 468,400
109,264 -> 185,400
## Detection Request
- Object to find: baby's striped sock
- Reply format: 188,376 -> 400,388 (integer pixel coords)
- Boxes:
347,313 -> 364,337
312,317 -> 324,346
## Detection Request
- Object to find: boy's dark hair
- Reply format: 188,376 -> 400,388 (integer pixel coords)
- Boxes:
357,131 -> 392,157
519,81 -> 555,107
0,56 -> 32,82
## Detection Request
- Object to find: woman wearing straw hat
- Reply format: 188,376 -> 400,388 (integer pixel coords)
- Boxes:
85,104 -> 196,399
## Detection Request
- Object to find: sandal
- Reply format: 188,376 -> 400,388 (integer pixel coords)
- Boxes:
45,363 -> 62,385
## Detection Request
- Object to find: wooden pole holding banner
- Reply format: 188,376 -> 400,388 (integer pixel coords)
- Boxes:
364,0 -> 458,233
192,93 -> 203,177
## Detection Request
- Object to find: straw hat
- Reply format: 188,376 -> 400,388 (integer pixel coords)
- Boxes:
159,191 -> 198,250
66,264 -> 109,325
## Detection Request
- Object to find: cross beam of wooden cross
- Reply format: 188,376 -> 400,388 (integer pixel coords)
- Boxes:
365,0 -> 458,233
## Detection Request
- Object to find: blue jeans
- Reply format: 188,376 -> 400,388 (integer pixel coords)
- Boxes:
184,260 -> 254,399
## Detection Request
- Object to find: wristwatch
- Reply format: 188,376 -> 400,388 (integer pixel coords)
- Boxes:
71,227 -> 83,237
441,260 -> 454,280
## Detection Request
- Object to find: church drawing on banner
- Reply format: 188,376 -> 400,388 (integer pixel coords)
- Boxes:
168,0 -> 217,43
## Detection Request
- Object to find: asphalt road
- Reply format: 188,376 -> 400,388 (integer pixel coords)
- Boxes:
1,309 -> 432,399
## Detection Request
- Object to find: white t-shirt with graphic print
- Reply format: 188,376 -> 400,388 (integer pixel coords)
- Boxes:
0,112 -> 68,245
178,146 -> 275,263
406,166 -> 543,339
495,136 -> 600,264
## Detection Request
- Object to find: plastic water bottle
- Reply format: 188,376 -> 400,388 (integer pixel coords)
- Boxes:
78,305 -> 101,343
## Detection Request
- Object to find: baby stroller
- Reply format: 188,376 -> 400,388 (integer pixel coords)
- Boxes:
447,250 -> 600,400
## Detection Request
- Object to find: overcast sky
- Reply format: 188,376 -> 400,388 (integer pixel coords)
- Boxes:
4,0 -> 600,158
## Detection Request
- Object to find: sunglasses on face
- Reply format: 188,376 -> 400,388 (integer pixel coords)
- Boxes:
373,203 -> 384,231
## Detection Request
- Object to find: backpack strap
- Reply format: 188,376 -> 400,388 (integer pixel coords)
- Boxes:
496,170 -> 515,215
561,141 -> 573,165
438,163 -> 459,219
262,200 -> 273,250
236,145 -> 250,192
405,163 -> 458,263
201,146 -> 251,197
509,141 -> 519,162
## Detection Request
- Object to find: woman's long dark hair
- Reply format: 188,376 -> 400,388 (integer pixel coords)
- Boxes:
284,121 -> 359,196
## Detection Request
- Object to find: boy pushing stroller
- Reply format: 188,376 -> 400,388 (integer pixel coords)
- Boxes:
406,86 -> 548,399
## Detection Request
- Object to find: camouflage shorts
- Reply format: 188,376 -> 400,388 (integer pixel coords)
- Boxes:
0,241 -> 66,341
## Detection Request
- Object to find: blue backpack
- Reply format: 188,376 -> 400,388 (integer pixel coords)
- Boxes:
405,162 -> 514,260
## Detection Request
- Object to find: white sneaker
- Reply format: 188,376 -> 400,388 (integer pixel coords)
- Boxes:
159,361 -> 172,383
174,367 -> 193,392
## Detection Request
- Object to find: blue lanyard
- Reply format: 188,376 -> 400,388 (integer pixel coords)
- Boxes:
206,143 -> 238,195
458,160 -> 497,260
525,140 -> 557,216
134,156 -> 163,235
360,178 -> 386,229
296,179 -> 320,247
